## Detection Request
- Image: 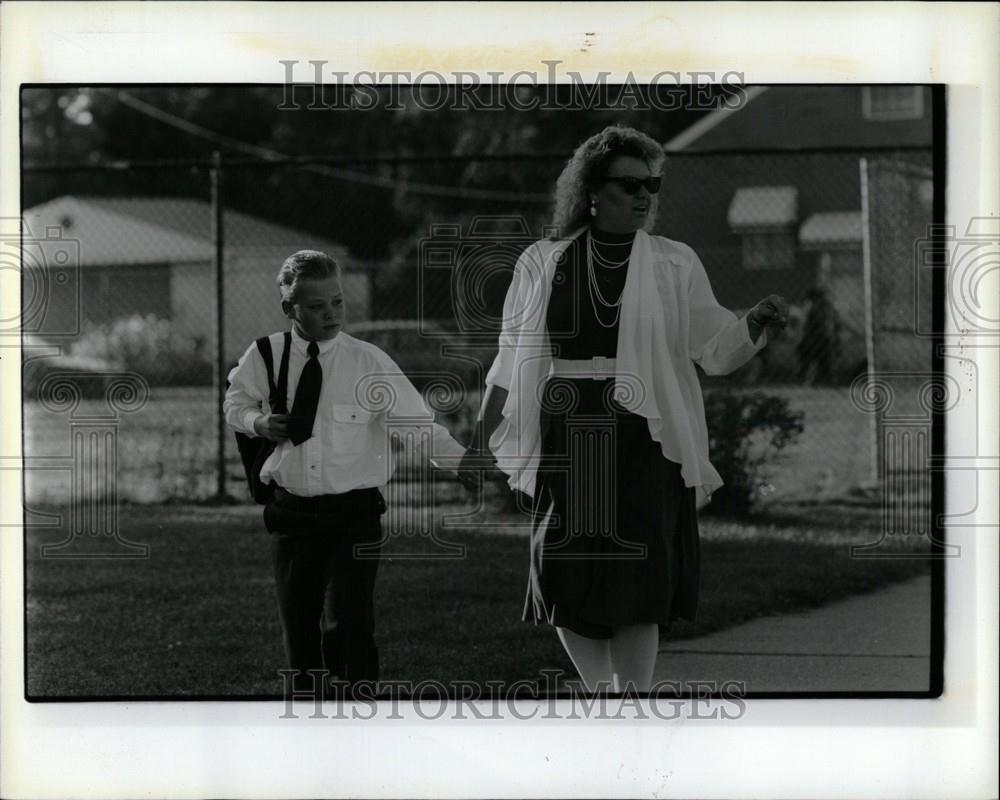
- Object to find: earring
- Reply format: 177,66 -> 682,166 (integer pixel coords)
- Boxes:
589,198 -> 597,217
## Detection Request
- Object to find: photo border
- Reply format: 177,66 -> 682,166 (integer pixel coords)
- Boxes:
2,4 -> 996,799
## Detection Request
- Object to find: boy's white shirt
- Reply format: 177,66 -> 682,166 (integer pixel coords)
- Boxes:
485,228 -> 767,508
224,328 -> 465,497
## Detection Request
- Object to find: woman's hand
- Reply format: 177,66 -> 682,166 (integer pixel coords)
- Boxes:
455,384 -> 508,494
747,294 -> 790,343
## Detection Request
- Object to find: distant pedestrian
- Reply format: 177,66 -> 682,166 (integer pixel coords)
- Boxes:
797,286 -> 840,385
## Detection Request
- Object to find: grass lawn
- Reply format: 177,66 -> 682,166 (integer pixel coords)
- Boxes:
24,501 -> 932,698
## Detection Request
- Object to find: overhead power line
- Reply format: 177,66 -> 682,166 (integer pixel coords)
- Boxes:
112,90 -> 553,203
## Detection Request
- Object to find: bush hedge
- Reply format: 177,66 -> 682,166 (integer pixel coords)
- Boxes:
70,314 -> 214,387
703,390 -> 804,515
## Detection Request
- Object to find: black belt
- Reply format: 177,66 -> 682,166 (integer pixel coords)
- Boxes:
265,487 -> 386,534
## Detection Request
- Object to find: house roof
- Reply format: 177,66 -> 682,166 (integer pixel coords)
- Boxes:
665,87 -> 770,151
23,197 -> 210,266
664,86 -> 933,151
727,187 -> 798,229
799,211 -> 863,248
22,196 -> 350,267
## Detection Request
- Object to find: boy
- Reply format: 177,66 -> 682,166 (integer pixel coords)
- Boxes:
224,250 -> 474,691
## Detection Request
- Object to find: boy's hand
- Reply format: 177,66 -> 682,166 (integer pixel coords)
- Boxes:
254,413 -> 290,442
457,446 -> 496,493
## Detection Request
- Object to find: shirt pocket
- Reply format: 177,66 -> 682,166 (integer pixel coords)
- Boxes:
326,403 -> 374,457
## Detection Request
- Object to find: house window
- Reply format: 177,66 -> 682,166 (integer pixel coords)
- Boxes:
741,231 -> 796,270
862,87 -> 923,121
728,186 -> 798,271
84,264 -> 171,325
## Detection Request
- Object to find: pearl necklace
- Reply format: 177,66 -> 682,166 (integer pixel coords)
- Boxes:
589,232 -> 633,270
586,230 -> 628,328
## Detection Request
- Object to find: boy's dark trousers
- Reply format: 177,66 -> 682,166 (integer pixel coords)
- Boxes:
264,487 -> 385,690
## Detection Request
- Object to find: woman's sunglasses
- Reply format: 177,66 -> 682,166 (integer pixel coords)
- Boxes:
601,175 -> 662,195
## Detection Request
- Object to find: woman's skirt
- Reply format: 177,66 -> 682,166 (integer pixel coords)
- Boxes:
522,376 -> 700,639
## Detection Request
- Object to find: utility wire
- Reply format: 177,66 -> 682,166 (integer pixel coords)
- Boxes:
114,90 -> 553,203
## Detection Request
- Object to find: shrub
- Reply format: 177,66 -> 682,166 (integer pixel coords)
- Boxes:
406,384 -> 804,518
70,314 -> 213,387
704,391 -> 804,515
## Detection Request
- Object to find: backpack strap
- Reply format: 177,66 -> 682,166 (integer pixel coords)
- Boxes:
273,331 -> 292,415
255,332 -> 292,415
255,335 -> 277,408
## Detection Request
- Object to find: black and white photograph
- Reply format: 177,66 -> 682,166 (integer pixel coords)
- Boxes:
1,3 -> 997,799
18,82 -> 943,699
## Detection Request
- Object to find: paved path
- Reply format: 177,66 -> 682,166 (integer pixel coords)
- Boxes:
654,574 -> 932,693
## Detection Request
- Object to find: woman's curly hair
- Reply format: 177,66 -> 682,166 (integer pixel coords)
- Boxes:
551,125 -> 665,236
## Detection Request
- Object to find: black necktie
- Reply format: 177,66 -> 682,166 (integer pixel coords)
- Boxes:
289,340 -> 322,445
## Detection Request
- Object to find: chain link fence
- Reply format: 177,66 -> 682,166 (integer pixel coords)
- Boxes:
656,149 -> 934,502
860,157 -> 938,541
20,147 -> 933,506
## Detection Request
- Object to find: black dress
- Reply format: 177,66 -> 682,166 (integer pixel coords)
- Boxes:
522,227 -> 700,639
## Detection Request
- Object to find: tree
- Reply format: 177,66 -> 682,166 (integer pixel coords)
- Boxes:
22,84 -> 721,261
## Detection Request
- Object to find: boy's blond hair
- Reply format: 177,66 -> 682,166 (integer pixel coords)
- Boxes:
276,250 -> 341,303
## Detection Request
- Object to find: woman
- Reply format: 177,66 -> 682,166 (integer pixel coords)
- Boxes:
459,125 -> 788,693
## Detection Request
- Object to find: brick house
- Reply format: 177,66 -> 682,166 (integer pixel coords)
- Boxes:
656,85 -> 934,380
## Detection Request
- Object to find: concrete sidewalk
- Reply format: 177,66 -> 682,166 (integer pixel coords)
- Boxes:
654,574 -> 933,693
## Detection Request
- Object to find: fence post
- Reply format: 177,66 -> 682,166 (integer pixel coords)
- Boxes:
859,156 -> 879,485
211,150 -> 228,499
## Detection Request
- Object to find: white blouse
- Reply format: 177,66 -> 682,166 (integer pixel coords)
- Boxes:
485,228 -> 767,507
